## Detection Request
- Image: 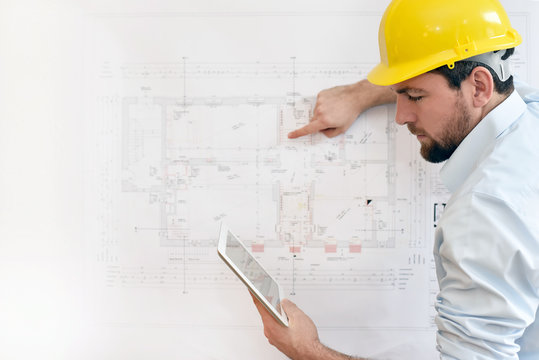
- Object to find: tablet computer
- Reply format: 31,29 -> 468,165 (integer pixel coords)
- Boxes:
217,223 -> 288,327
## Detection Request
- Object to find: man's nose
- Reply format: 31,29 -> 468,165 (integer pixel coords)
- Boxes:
395,97 -> 416,126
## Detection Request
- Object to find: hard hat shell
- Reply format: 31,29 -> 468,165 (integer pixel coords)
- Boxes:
367,0 -> 522,86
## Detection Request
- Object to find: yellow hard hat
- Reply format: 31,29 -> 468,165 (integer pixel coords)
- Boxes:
367,0 -> 522,86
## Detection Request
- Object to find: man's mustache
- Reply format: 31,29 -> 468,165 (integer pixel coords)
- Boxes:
407,124 -> 421,136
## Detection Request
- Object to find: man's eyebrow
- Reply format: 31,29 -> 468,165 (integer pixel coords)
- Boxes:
394,87 -> 426,95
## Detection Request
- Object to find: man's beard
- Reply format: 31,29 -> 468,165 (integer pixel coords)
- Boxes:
409,95 -> 472,163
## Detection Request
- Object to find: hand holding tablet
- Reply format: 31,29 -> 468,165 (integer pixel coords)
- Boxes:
217,223 -> 289,327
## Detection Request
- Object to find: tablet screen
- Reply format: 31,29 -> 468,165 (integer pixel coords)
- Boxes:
225,231 -> 282,314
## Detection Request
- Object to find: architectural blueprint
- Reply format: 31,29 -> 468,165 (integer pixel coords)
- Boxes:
80,2 -> 537,359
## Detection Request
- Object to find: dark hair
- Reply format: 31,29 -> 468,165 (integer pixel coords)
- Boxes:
430,48 -> 515,96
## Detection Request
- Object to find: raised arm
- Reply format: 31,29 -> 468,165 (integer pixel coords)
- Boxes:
288,79 -> 396,139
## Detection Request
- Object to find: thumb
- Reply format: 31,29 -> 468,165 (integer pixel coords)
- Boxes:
280,298 -> 298,315
321,127 -> 343,138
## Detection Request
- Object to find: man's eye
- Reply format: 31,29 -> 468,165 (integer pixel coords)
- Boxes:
408,95 -> 423,102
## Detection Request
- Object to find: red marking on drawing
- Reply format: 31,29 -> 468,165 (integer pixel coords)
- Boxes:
349,244 -> 362,253
325,244 -> 337,253
252,244 -> 264,253
289,245 -> 301,253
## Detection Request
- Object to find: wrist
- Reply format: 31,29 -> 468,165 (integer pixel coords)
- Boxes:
347,80 -> 370,115
297,339 -> 324,360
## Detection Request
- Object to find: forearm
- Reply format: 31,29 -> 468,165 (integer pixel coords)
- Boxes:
301,341 -> 368,360
351,79 -> 396,113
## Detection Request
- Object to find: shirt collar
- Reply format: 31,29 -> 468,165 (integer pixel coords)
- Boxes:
440,90 -> 526,193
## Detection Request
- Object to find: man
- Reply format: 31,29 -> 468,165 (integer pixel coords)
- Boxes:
251,0 -> 539,359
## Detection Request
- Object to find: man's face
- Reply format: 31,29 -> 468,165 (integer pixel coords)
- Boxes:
391,72 -> 476,163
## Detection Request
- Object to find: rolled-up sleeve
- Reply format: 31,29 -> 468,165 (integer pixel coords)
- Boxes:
434,192 -> 539,359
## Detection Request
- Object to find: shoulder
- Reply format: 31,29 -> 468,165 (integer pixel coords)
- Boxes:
440,124 -> 539,247
452,103 -> 539,217
514,77 -> 539,104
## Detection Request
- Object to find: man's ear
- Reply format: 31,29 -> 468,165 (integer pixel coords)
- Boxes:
469,66 -> 494,108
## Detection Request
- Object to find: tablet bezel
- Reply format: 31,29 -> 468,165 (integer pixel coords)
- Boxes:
217,223 -> 289,327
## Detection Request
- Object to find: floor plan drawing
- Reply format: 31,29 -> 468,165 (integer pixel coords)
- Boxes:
81,4 -> 534,359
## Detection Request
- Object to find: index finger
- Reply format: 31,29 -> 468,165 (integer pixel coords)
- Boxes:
287,119 -> 329,139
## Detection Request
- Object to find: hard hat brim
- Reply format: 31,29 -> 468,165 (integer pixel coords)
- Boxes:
368,33 -> 522,86
367,49 -> 457,86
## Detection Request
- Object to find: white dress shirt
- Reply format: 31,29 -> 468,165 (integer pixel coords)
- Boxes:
434,83 -> 539,359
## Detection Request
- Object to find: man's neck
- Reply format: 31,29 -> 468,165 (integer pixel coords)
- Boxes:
481,90 -> 512,120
